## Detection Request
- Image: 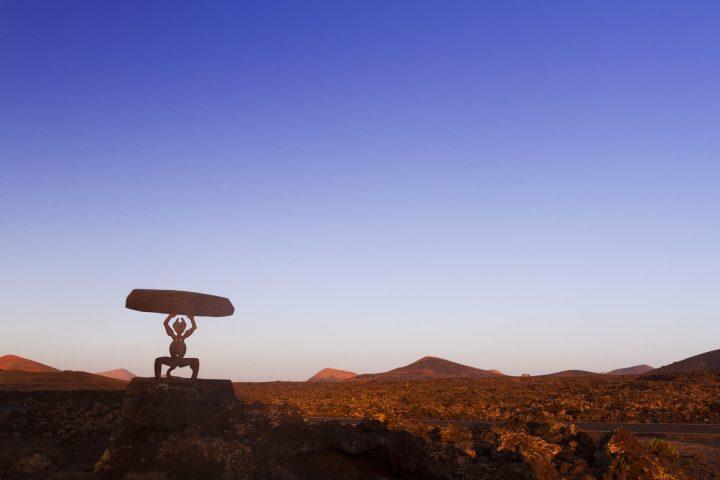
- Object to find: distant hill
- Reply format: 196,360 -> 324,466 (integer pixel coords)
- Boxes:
96,369 -> 136,382
651,348 -> 720,375
307,368 -> 357,382
0,354 -> 59,373
606,365 -> 654,376
0,370 -> 127,391
542,370 -> 598,377
352,356 -> 504,382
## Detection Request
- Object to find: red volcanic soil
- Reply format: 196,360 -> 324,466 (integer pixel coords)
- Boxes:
96,368 -> 136,382
307,368 -> 357,382
607,364 -> 654,375
0,354 -> 59,372
542,369 -> 599,377
352,356 -> 503,382
652,348 -> 720,374
0,370 -> 127,391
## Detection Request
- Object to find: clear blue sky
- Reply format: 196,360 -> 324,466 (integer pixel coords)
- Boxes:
1,1 -> 718,380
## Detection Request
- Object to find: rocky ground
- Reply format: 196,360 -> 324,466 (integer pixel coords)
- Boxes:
0,378 -> 713,479
234,370 -> 720,423
666,435 -> 720,480
0,390 -> 122,479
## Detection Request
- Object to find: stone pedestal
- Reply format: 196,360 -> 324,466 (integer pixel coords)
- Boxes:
95,377 -> 238,479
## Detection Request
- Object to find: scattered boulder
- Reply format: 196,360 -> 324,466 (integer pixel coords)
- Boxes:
466,420 -> 686,480
596,428 -> 688,479
13,453 -> 53,474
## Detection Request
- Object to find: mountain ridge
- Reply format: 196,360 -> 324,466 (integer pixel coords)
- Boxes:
606,364 -> 654,376
307,368 -> 357,382
651,348 -> 720,375
96,368 -> 136,382
351,356 -> 504,382
541,369 -> 599,377
0,354 -> 59,373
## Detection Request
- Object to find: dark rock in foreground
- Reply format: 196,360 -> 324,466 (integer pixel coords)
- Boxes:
0,390 -> 123,478
94,377 -> 688,480
95,378 -> 239,478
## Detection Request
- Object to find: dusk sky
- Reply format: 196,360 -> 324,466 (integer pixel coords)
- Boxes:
1,1 -> 719,380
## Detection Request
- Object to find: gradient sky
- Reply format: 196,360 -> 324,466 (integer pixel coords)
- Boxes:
1,1 -> 719,380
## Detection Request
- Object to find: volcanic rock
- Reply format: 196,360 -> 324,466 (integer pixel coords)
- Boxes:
596,428 -> 689,479
470,420 -> 687,480
94,378 -> 516,479
13,453 -> 53,474
95,378 -> 689,480
95,377 -> 238,479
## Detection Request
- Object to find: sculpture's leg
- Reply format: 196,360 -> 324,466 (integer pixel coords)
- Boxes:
189,358 -> 200,380
154,356 -> 172,382
174,358 -> 199,380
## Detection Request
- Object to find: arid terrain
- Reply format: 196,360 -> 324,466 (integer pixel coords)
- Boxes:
1,383 -> 713,479
2,353 -> 720,478
233,371 -> 720,479
234,371 -> 720,424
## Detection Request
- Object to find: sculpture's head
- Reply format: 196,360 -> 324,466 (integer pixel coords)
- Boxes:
172,317 -> 187,335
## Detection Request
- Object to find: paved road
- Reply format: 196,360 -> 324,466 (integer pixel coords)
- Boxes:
305,417 -> 720,435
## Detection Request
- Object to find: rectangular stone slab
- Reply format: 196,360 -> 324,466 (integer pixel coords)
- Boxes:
126,289 -> 234,317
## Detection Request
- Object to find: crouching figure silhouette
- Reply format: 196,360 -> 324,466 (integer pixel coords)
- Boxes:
154,314 -> 199,382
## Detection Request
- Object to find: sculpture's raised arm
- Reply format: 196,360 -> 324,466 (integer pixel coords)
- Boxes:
184,315 -> 197,339
163,313 -> 175,338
